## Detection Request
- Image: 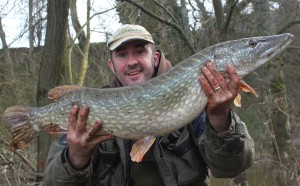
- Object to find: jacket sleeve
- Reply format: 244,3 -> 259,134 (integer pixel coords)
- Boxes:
43,140 -> 94,186
191,111 -> 255,178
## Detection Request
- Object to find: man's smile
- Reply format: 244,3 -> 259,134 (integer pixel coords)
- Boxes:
127,69 -> 142,76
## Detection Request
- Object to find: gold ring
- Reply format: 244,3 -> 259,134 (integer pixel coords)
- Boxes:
214,86 -> 221,91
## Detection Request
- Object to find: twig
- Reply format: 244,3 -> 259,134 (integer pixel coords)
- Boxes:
0,137 -> 36,172
221,0 -> 238,32
0,162 -> 19,166
4,172 -> 12,186
287,46 -> 300,50
152,0 -> 178,24
277,19 -> 300,34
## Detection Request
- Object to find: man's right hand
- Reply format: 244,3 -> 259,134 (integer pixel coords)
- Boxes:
66,105 -> 114,170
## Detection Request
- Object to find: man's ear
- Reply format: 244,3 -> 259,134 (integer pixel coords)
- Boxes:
154,51 -> 160,67
108,60 -> 115,73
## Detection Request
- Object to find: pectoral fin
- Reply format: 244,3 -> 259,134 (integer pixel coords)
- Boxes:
234,80 -> 258,107
233,80 -> 258,107
130,136 -> 156,163
48,85 -> 83,101
240,80 -> 258,97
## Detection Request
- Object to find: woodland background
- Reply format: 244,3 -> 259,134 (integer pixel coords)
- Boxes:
0,0 -> 300,185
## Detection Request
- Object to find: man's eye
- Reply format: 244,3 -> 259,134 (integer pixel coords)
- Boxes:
137,50 -> 145,54
117,53 -> 126,57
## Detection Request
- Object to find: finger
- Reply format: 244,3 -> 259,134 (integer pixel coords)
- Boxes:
68,105 -> 79,131
86,121 -> 103,141
206,62 -> 228,91
227,64 -> 241,92
89,134 -> 115,145
201,65 -> 220,90
199,75 -> 214,98
76,106 -> 89,133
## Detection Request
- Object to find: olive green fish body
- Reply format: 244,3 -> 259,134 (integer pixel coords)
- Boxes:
29,55 -> 207,139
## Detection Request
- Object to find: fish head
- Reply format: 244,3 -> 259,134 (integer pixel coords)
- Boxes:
211,33 -> 294,78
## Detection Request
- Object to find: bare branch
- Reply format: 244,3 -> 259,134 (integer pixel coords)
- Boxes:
236,0 -> 252,12
122,0 -> 196,53
152,0 -> 178,24
277,19 -> 300,34
212,0 -> 224,30
192,0 -> 209,20
70,0 -> 86,50
287,46 -> 300,50
70,6 -> 116,50
222,0 -> 238,32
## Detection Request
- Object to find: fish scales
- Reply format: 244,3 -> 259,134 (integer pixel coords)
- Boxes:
37,52 -> 205,138
3,33 -> 294,151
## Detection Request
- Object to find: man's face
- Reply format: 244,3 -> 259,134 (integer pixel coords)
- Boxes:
108,40 -> 160,86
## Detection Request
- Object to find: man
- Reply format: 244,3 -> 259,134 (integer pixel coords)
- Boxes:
44,24 -> 254,186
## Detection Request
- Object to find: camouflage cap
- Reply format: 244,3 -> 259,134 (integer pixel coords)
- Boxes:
107,24 -> 154,50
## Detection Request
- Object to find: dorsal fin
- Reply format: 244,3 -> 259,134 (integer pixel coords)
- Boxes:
48,85 -> 83,101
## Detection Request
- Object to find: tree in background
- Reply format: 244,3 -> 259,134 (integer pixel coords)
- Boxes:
35,0 -> 70,182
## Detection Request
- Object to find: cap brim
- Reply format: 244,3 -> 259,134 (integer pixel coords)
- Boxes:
109,36 -> 154,50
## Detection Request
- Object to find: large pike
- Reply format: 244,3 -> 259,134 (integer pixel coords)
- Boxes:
3,33 -> 293,162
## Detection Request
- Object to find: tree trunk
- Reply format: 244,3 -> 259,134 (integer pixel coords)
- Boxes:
70,0 -> 86,50
29,0 -> 36,74
35,0 -> 70,182
73,0 -> 90,86
212,0 -> 238,41
0,16 -> 13,73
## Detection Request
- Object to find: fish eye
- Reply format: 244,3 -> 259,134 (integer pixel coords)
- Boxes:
249,40 -> 257,48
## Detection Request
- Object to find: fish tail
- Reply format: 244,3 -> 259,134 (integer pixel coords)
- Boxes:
3,106 -> 40,151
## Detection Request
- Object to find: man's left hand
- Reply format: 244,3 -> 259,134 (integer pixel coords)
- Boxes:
199,62 -> 241,133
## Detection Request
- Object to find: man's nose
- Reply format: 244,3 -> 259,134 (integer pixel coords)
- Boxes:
127,54 -> 138,66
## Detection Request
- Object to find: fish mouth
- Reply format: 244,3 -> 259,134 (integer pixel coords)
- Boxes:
259,33 -> 294,59
237,34 -> 294,78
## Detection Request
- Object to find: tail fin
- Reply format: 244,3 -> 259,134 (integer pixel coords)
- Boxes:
3,106 -> 40,151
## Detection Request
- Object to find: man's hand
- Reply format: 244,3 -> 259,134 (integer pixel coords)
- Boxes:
199,62 -> 241,133
67,105 -> 114,170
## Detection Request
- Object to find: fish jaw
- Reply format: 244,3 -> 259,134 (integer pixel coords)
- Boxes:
235,33 -> 294,78
209,33 -> 294,78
